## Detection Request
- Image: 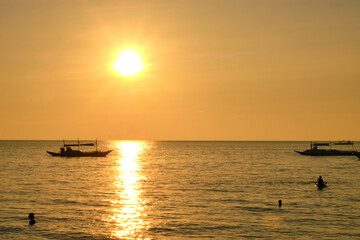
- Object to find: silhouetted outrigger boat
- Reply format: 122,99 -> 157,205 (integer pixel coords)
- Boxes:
295,141 -> 356,156
47,140 -> 112,157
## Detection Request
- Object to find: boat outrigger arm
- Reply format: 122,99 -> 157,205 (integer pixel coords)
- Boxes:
311,141 -> 355,150
332,141 -> 354,145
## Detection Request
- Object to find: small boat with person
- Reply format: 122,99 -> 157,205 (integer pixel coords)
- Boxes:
47,139 -> 112,157
295,141 -> 356,156
315,176 -> 327,190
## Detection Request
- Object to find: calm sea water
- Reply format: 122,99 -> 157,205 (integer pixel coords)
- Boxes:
1,141 -> 359,239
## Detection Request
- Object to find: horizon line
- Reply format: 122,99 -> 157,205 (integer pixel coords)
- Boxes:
0,139 -> 359,142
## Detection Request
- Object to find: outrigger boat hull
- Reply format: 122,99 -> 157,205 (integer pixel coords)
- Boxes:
295,149 -> 355,156
47,150 -> 112,157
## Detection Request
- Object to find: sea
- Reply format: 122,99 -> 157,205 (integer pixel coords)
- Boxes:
1,141 -> 359,239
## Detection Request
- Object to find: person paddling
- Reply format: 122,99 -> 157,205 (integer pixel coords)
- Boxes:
317,176 -> 326,189
29,213 -> 36,225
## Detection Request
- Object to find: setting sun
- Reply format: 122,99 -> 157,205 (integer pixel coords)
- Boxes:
114,51 -> 143,76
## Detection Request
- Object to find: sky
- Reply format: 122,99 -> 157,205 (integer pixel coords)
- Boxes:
1,0 -> 360,141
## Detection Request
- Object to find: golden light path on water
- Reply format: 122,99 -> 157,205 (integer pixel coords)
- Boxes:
108,141 -> 149,239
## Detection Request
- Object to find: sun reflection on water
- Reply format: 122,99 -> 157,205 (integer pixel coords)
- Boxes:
109,141 -> 149,239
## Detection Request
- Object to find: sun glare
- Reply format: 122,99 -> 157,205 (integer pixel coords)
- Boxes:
114,51 -> 143,76
108,141 -> 149,238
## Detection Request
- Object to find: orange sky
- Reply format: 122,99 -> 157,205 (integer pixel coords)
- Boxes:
1,0 -> 360,140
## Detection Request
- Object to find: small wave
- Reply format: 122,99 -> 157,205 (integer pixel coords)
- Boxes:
42,231 -> 104,240
256,180 -> 316,186
0,225 -> 24,234
52,199 -> 82,205
148,227 -> 175,233
234,205 -> 276,213
198,188 -> 246,193
219,198 -> 249,203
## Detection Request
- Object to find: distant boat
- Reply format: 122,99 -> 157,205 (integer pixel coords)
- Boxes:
47,139 -> 112,157
295,141 -> 356,156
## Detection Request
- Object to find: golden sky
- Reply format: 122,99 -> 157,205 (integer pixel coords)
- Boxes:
1,0 -> 359,140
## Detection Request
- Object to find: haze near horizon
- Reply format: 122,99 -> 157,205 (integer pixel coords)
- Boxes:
1,0 -> 359,141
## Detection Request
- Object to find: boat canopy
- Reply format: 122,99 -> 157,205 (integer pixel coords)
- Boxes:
64,143 -> 95,147
313,143 -> 330,146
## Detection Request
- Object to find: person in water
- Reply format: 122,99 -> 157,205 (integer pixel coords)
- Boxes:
278,200 -> 282,208
317,176 -> 325,187
29,213 -> 36,225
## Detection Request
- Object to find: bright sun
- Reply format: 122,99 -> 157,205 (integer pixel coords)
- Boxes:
114,51 -> 143,76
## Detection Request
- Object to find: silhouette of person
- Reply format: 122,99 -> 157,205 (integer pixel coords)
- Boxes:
29,213 -> 36,225
317,176 -> 325,187
278,200 -> 282,207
